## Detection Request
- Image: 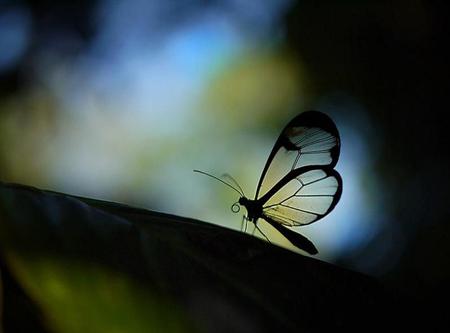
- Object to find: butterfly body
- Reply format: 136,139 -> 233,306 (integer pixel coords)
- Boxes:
196,111 -> 342,255
238,197 -> 262,223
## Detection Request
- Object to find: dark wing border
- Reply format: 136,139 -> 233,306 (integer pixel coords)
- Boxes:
258,166 -> 343,217
254,110 -> 340,200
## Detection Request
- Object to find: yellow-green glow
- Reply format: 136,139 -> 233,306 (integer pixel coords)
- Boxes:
204,51 -> 309,125
5,253 -> 194,333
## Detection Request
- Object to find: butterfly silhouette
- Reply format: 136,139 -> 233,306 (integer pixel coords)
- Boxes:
195,111 -> 342,254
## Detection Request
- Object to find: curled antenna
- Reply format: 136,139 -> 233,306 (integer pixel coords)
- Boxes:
193,169 -> 244,196
231,202 -> 241,213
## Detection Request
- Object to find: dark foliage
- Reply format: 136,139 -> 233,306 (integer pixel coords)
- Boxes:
0,182 -> 423,332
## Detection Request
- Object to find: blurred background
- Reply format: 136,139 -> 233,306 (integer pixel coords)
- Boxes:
1,0 -> 448,306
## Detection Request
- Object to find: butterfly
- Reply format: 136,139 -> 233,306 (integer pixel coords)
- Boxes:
195,111 -> 342,254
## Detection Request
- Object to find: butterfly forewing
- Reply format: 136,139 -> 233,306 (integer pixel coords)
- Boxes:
255,111 -> 340,200
262,168 -> 342,226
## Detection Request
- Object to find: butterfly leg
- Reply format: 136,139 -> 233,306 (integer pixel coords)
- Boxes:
241,215 -> 248,232
254,223 -> 271,244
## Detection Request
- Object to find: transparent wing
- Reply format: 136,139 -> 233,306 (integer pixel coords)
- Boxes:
255,111 -> 340,200
262,215 -> 319,254
262,168 -> 342,226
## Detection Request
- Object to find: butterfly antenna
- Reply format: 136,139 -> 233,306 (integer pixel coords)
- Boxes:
193,170 -> 244,196
222,173 -> 246,197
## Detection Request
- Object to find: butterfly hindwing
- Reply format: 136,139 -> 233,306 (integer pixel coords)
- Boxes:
262,214 -> 319,255
261,167 -> 343,227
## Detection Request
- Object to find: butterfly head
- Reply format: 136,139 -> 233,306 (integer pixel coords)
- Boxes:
238,196 -> 261,222
230,196 -> 249,213
238,196 -> 248,206
229,196 -> 252,215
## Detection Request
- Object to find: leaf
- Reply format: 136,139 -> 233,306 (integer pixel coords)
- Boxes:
0,182 -> 400,332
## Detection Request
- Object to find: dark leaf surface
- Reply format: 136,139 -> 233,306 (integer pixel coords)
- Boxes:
0,182 -> 411,332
